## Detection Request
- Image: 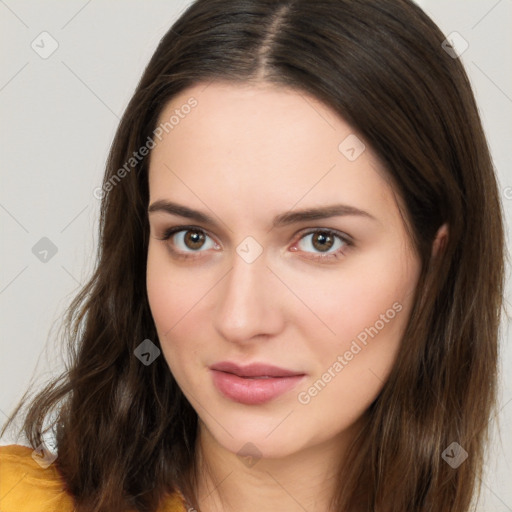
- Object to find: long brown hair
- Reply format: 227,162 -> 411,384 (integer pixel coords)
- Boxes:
2,0 -> 504,510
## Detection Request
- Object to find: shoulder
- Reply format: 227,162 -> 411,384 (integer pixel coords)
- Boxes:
160,490 -> 188,512
0,444 -> 75,511
0,444 -> 187,512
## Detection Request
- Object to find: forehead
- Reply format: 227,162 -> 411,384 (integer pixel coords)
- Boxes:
148,81 -> 398,227
152,80 -> 361,168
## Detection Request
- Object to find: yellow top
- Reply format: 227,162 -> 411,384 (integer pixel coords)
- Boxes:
0,445 -> 187,512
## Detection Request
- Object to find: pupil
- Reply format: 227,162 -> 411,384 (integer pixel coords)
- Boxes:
185,230 -> 205,250
313,232 -> 334,252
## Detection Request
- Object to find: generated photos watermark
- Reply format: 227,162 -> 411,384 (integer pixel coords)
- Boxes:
93,97 -> 198,200
31,441 -> 58,469
297,301 -> 403,405
134,338 -> 161,366
442,441 -> 469,469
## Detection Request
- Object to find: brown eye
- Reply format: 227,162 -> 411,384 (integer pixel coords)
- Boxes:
184,230 -> 206,250
311,232 -> 335,252
296,230 -> 348,256
167,229 -> 218,253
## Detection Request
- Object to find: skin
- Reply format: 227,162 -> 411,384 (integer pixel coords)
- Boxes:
146,81 -> 423,512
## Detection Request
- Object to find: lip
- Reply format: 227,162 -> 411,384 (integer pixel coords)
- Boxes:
210,361 -> 304,378
209,361 -> 306,405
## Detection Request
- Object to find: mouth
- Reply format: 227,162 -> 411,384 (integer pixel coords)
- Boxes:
210,361 -> 305,378
209,361 -> 306,405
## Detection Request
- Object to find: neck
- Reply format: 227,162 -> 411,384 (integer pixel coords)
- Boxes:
188,420 -> 360,512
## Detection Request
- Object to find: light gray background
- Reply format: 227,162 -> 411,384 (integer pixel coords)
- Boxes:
1,1 -> 511,510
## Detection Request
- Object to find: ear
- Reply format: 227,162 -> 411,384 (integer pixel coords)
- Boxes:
432,223 -> 449,258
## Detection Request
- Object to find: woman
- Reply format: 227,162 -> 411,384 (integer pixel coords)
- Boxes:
0,0 -> 504,511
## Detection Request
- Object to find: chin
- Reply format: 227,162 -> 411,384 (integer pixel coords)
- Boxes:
201,415 -> 315,462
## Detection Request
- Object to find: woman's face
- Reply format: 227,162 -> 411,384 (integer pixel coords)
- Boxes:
146,81 -> 421,460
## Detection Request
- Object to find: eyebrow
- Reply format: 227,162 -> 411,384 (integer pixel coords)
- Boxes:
147,200 -> 376,228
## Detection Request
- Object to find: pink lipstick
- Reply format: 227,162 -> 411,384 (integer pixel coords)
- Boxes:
210,361 -> 306,405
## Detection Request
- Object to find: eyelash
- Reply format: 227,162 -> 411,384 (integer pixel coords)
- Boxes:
157,225 -> 353,262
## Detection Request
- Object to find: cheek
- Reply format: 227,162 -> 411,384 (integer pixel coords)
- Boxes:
292,266 -> 418,433
290,244 -> 419,379
147,248 -> 179,333
146,243 -> 217,378
146,245 -> 192,359
146,242 -> 212,332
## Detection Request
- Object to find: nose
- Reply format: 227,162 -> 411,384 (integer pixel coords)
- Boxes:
213,251 -> 285,344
